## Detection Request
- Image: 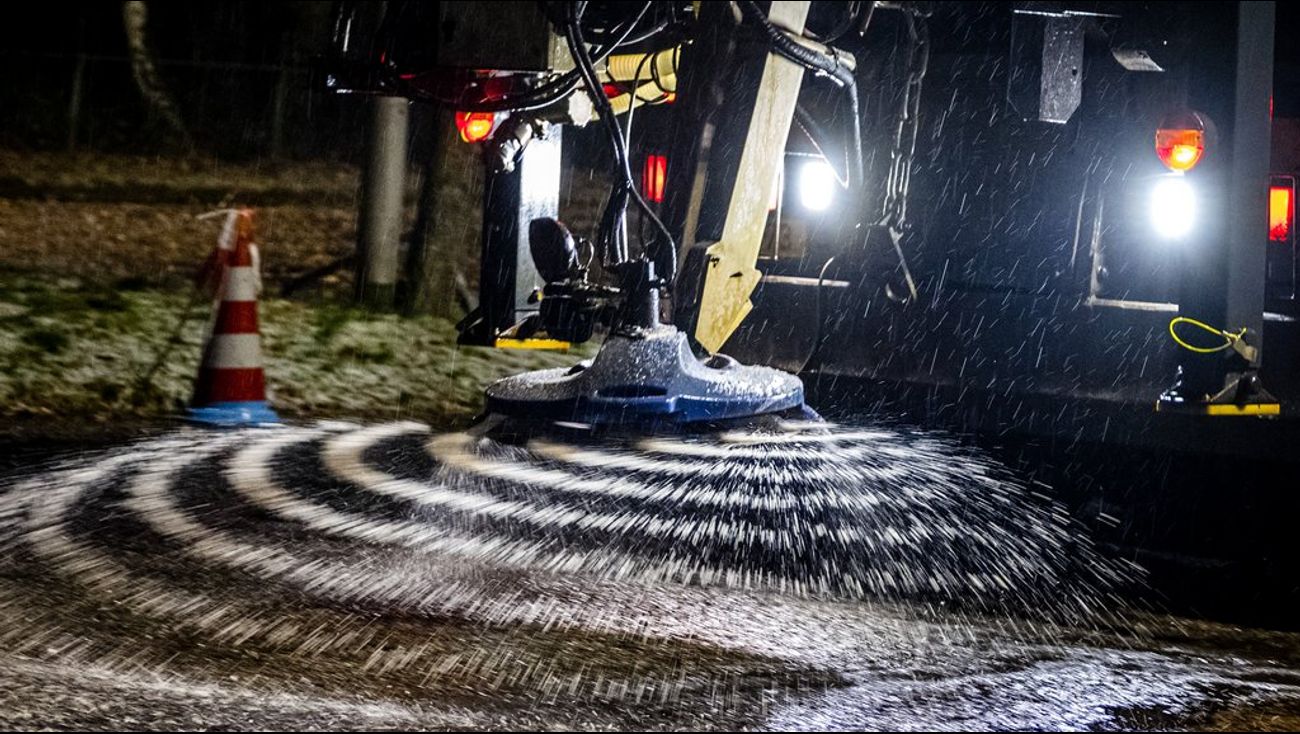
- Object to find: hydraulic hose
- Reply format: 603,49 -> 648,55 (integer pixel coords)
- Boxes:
736,1 -> 865,191
564,1 -> 678,282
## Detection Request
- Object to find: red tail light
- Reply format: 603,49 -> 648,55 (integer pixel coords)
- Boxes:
455,111 -> 495,143
1270,181 -> 1294,243
1155,111 -> 1207,172
642,154 -> 667,204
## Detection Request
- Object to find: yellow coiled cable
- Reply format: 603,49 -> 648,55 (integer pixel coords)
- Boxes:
1168,316 -> 1248,354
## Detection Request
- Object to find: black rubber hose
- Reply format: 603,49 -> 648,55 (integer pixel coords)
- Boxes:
566,3 -> 639,265
843,84 -> 865,193
564,1 -> 678,282
738,0 -> 865,191
802,255 -> 838,373
739,1 -> 850,83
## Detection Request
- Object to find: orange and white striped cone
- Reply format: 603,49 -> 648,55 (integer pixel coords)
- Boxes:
186,208 -> 280,426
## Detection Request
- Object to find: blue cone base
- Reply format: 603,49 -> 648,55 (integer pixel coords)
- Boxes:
186,401 -> 280,427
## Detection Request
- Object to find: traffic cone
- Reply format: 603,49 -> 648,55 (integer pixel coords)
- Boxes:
186,208 -> 280,426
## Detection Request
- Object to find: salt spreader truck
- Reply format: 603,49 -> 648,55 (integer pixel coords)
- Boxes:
328,1 -> 1300,618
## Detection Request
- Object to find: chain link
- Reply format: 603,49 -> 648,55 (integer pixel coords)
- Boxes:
880,11 -> 929,233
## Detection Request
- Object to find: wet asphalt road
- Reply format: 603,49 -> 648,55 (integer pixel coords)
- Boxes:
3,421 -> 1300,731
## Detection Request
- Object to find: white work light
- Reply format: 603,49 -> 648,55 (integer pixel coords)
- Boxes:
1149,175 -> 1196,239
799,160 -> 837,212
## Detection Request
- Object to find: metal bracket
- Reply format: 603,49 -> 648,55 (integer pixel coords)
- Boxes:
1008,9 -> 1086,124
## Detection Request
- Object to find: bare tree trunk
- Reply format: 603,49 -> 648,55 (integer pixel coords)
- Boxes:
401,107 -> 483,318
122,1 -> 193,150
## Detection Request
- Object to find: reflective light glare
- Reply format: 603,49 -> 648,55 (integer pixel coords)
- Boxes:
799,160 -> 836,212
1150,177 -> 1196,239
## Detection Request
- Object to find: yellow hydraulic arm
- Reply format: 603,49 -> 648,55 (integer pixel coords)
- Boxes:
661,1 -> 812,353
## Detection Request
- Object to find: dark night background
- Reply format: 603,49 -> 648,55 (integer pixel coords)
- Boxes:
0,2 -> 352,159
2,2 -> 1299,158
